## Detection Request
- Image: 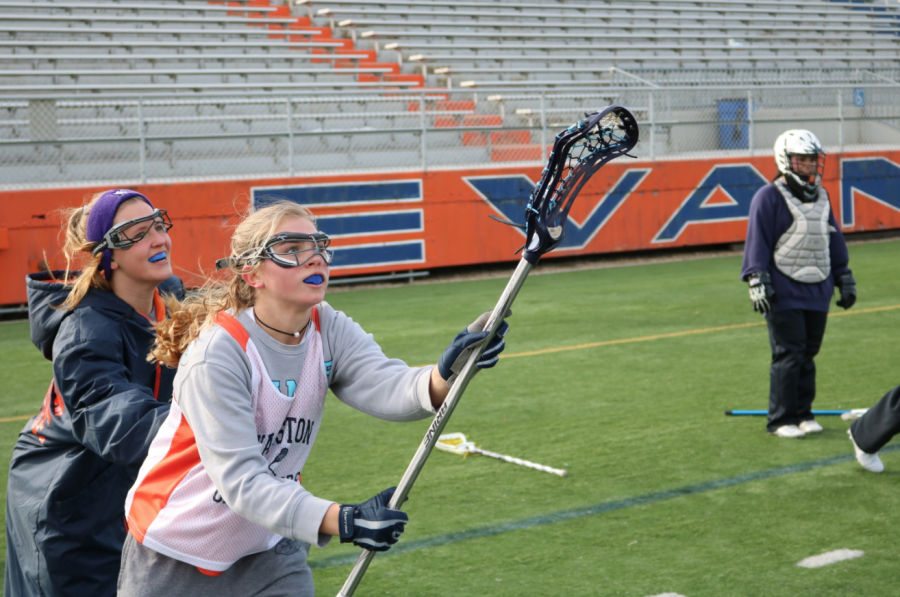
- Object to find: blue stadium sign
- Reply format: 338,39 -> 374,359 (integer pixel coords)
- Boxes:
464,169 -> 651,250
315,210 -> 423,239
653,164 -> 767,243
251,180 -> 426,270
252,180 -> 422,208
841,157 -> 900,227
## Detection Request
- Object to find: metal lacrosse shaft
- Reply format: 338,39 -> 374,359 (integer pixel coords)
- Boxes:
336,258 -> 533,597
471,447 -> 568,477
337,106 -> 638,596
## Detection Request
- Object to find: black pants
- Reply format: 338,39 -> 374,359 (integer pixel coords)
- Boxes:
850,385 -> 900,453
766,309 -> 829,432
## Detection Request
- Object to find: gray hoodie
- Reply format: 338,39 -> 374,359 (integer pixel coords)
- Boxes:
173,301 -> 436,547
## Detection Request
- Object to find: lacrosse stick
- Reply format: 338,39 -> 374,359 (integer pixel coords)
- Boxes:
725,409 -> 869,420
436,433 -> 568,477
337,105 -> 639,597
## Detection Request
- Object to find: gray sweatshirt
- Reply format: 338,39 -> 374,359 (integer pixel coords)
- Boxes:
173,302 -> 436,548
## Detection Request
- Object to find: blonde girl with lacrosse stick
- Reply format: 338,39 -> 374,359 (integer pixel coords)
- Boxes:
117,200 -> 510,597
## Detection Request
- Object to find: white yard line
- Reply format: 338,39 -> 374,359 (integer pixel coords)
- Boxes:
797,549 -> 865,568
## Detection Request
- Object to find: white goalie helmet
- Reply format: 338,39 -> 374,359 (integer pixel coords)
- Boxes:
773,129 -> 826,201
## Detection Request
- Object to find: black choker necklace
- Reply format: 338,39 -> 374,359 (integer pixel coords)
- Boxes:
255,311 -> 305,339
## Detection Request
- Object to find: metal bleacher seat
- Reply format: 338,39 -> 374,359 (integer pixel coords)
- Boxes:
345,19 -> 892,38
2,25 -> 328,42
0,53 -> 373,71
0,80 -> 418,93
378,32 -> 883,44
0,71 -> 397,100
0,38 -> 343,52
0,0 -> 271,12
0,66 -> 392,79
0,13 -> 301,29
301,0 -> 900,15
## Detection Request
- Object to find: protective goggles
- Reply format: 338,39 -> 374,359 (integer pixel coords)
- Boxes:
91,209 -> 173,256
216,232 -> 333,271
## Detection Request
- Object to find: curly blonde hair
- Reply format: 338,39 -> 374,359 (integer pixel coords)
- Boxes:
150,201 -> 317,368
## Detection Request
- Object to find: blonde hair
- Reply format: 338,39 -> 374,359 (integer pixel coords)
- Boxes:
150,201 -> 317,368
56,192 -> 143,310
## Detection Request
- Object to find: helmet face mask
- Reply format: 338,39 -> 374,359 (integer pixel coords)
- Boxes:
788,152 -> 825,190
774,130 -> 826,201
91,209 -> 173,255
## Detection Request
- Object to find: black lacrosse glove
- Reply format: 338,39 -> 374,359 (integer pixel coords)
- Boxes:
747,271 -> 777,315
339,487 -> 408,552
438,310 -> 511,387
836,272 -> 857,310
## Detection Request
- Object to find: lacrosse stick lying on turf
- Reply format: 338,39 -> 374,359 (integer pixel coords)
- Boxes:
725,409 -> 869,420
337,105 -> 639,597
436,433 -> 568,477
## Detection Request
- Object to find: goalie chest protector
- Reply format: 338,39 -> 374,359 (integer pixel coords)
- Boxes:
124,308 -> 328,572
773,180 -> 833,284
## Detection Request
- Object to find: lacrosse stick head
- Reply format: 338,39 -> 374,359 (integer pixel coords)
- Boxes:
435,433 -> 476,456
523,105 -> 639,264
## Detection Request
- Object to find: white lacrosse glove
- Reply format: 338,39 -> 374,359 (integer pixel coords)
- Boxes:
747,271 -> 777,315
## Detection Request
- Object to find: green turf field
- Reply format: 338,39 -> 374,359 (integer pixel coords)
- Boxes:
1,241 -> 898,596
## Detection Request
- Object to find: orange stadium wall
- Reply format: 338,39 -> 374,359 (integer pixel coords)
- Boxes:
2,150 -> 900,306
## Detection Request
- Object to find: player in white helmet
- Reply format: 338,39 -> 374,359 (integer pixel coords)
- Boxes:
773,129 -> 827,202
740,130 -> 856,439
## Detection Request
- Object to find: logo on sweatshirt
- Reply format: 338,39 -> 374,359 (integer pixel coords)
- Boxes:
258,416 -> 316,456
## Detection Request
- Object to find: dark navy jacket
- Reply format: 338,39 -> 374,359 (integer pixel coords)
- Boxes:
5,272 -> 183,597
740,182 -> 850,313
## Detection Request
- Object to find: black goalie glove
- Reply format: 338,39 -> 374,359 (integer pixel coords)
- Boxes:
747,271 -> 777,315
339,487 -> 408,552
836,272 -> 857,310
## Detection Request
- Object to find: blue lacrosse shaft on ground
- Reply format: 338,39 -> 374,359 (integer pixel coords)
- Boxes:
725,410 -> 851,416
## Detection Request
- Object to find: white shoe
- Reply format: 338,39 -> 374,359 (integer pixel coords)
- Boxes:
770,425 -> 806,439
848,429 -> 884,473
799,420 -> 823,434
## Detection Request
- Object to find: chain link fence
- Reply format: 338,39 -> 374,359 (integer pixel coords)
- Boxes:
2,84 -> 899,188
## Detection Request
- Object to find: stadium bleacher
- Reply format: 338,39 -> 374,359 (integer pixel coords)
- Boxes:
315,0 -> 900,82
1,0 -> 898,187
0,0 -> 419,92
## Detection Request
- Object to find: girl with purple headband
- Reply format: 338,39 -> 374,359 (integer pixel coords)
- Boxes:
5,190 -> 184,597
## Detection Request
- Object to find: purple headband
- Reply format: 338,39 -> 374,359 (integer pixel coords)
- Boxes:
86,189 -> 154,281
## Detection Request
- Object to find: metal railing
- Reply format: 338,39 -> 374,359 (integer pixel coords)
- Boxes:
1,82 -> 898,188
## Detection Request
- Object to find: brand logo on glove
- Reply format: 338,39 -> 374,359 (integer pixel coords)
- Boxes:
340,506 -> 353,536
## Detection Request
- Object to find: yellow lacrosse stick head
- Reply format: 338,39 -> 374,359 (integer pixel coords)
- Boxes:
435,433 -> 477,457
